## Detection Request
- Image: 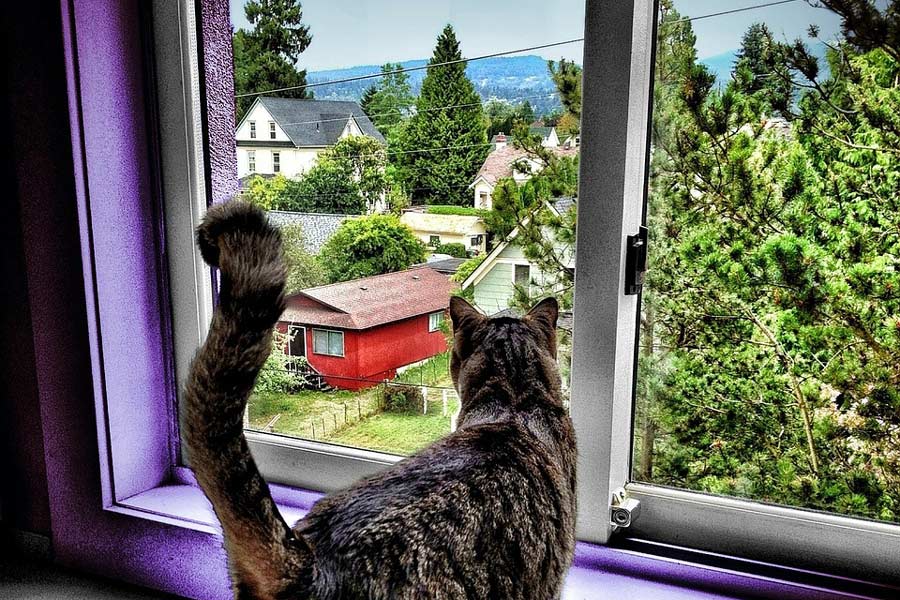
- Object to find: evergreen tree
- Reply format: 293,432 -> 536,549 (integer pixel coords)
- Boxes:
233,0 -> 312,120
547,59 -> 582,135
732,23 -> 792,116
361,64 -> 416,139
394,25 -> 489,205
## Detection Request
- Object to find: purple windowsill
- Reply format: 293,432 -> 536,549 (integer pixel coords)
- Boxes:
116,476 -> 856,600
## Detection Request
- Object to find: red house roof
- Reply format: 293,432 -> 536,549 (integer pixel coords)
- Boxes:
281,267 -> 455,330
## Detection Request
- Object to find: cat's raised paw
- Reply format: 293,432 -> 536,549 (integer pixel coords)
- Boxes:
196,200 -> 277,268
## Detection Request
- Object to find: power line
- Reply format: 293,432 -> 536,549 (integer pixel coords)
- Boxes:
235,38 -> 585,99
666,0 -> 801,25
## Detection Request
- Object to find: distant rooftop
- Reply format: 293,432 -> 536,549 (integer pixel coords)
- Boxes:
473,145 -> 578,187
251,97 -> 385,147
282,267 -> 456,329
267,210 -> 355,254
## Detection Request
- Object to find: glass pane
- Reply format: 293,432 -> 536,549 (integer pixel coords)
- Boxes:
635,1 -> 899,523
236,0 -> 585,455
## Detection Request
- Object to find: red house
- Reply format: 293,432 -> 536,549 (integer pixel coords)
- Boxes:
278,267 -> 456,390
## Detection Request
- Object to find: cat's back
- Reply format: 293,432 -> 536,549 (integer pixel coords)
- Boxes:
297,415 -> 576,600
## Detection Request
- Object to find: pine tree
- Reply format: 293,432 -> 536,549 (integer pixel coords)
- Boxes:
732,23 -> 792,116
394,25 -> 489,205
233,0 -> 312,120
361,64 -> 415,139
547,59 -> 582,135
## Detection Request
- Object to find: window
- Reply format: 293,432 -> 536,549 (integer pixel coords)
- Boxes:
288,325 -> 306,357
248,150 -> 256,173
429,235 -> 440,246
313,329 -> 344,357
269,120 -> 276,139
428,311 -> 444,332
272,151 -> 280,173
153,0 -> 898,586
470,234 -> 483,248
479,191 -> 488,207
513,263 -> 530,287
249,120 -> 256,138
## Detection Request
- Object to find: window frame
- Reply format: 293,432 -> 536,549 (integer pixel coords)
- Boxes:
247,149 -> 256,173
269,119 -> 276,139
429,234 -> 441,246
61,0 -> 900,591
428,311 -> 444,332
288,324 -> 306,357
249,120 -> 256,138
312,328 -> 344,358
272,150 -> 280,173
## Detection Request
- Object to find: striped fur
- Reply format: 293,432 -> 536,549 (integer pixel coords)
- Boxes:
183,201 -> 577,599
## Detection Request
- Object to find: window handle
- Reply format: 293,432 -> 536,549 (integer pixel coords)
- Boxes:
625,226 -> 649,296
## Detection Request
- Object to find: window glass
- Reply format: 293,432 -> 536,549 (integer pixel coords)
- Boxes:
634,0 -> 899,524
249,120 -> 256,138
234,0 -> 584,456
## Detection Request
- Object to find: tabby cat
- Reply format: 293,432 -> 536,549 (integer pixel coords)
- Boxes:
183,201 -> 577,600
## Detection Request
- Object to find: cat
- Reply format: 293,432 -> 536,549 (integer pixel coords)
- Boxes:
183,200 -> 578,600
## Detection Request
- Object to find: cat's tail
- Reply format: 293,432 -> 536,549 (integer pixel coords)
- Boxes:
182,200 -> 314,598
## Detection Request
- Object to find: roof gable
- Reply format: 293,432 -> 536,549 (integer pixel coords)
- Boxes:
257,97 -> 385,147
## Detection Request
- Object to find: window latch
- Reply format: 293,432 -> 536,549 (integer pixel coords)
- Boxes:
624,226 -> 648,296
610,487 -> 641,530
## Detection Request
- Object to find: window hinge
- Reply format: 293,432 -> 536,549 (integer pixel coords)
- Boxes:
624,226 -> 649,296
610,487 -> 641,530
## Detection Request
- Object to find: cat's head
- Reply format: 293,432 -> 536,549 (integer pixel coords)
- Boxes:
448,296 -> 561,406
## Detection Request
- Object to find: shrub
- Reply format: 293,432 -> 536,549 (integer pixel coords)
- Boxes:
256,330 -> 308,393
382,384 -> 423,414
434,242 -> 467,258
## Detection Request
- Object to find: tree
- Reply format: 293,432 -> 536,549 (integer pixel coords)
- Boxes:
233,0 -> 312,120
280,223 -> 327,292
393,25 -> 489,205
360,63 -> 416,139
485,100 -> 539,138
731,23 -> 792,116
319,215 -> 427,282
547,59 -> 582,135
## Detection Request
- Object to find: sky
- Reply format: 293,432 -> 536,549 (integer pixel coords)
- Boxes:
229,0 -> 845,71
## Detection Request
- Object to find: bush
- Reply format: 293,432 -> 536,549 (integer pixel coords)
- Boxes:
434,242 -> 467,258
382,384 -> 423,414
426,205 -> 490,218
256,330 -> 308,393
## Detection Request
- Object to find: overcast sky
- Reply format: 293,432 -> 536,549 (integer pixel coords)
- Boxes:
229,0 -> 844,71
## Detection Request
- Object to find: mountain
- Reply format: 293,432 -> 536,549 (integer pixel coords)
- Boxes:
307,55 -> 564,115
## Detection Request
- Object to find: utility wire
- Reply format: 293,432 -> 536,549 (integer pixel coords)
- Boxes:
666,0 -> 801,25
235,38 -> 585,99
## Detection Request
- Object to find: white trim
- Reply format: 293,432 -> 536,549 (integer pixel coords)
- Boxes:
461,224 -> 521,289
287,324 -> 306,357
467,174 -> 495,191
235,96 -> 262,134
312,328 -> 345,358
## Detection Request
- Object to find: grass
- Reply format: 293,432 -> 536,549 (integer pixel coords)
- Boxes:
247,352 -> 458,454
326,400 -> 458,455
425,204 -> 489,218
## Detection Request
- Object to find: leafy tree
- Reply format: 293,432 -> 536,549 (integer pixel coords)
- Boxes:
280,223 -> 327,292
320,215 -> 427,282
485,100 -> 538,138
360,63 -> 416,139
433,242 -> 467,258
233,0 -> 312,120
393,25 -> 490,205
242,174 -> 292,210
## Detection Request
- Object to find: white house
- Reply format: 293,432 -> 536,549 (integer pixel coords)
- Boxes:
461,197 -> 575,315
399,211 -> 488,255
235,97 -> 385,179
469,145 -> 578,210
490,126 -> 560,149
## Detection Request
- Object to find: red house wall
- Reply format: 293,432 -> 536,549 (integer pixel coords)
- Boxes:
278,312 -> 448,391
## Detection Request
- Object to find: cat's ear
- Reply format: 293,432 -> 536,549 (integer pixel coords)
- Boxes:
449,296 -> 484,334
525,297 -> 558,332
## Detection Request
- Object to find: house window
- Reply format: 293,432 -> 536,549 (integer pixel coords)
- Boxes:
429,235 -> 440,247
478,192 -> 488,207
428,311 -> 444,332
513,264 -> 530,287
312,329 -> 344,357
272,151 -> 280,173
288,325 -> 306,357
269,121 -> 276,139
248,150 -> 256,173
470,234 -> 484,248
249,120 -> 256,139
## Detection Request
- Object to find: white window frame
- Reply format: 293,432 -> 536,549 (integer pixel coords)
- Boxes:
249,120 -> 256,139
272,151 -> 280,173
269,120 -> 276,139
288,324 -> 306,357
248,150 -> 256,173
428,311 -> 444,332
159,0 -> 900,583
312,328 -> 344,358
512,263 -> 531,288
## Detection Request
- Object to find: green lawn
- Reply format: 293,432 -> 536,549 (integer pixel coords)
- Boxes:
247,352 -> 458,454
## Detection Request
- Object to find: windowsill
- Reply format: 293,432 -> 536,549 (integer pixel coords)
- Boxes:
113,478 -> 873,600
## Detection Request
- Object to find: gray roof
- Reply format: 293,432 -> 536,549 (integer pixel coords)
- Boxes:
266,210 -> 355,254
413,257 -> 466,275
552,196 -> 576,215
256,97 -> 385,147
